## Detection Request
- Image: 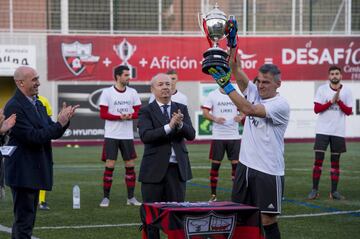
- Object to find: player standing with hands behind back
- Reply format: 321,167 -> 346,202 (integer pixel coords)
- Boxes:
208,18 -> 290,239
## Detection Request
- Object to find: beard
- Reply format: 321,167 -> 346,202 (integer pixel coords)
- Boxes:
330,78 -> 340,84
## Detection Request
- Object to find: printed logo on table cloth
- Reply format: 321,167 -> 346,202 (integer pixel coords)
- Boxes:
184,212 -> 236,239
61,41 -> 100,76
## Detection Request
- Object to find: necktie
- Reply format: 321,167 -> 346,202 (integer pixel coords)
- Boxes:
162,105 -> 170,122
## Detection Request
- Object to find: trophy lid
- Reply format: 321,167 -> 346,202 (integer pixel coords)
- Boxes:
205,4 -> 227,21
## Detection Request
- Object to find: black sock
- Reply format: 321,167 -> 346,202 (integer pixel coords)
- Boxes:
264,223 -> 281,239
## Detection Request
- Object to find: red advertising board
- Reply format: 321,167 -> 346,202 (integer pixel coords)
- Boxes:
47,35 -> 360,81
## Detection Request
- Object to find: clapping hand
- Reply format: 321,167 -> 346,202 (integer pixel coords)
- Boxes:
214,117 -> 226,124
121,114 -> 133,120
0,109 -> 4,128
0,109 -> 16,133
57,102 -> 80,127
331,85 -> 342,104
169,109 -> 184,129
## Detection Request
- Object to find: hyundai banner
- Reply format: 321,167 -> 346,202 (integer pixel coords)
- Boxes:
58,84 -> 151,140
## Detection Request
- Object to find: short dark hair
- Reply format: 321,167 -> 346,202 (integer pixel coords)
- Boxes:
166,69 -> 177,75
259,64 -> 281,82
113,65 -> 129,80
328,65 -> 341,73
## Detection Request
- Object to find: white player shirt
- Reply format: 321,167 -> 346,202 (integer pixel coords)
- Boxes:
149,90 -> 188,105
99,86 -> 141,139
314,83 -> 353,137
202,88 -> 241,140
240,82 -> 290,176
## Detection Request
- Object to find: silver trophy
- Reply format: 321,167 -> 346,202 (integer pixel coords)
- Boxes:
198,3 -> 232,75
113,39 -> 137,78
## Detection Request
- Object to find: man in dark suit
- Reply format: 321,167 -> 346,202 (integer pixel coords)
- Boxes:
138,73 -> 195,203
4,66 -> 78,239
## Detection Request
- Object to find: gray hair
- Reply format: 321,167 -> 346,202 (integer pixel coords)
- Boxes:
150,73 -> 171,87
259,64 -> 281,83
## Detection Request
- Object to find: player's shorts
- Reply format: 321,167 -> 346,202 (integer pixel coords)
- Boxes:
231,163 -> 284,214
313,134 -> 346,153
209,140 -> 240,161
102,138 -> 137,161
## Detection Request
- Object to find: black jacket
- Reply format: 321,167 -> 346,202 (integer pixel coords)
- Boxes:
4,89 -> 67,190
138,101 -> 195,183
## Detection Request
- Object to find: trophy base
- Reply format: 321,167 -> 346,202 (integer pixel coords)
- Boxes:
202,48 -> 230,75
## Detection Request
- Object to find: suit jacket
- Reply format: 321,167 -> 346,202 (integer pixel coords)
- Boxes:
4,89 -> 68,190
138,101 -> 195,183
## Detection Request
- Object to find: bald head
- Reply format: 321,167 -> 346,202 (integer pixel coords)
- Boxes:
14,66 -> 40,97
150,73 -> 171,104
14,66 -> 35,81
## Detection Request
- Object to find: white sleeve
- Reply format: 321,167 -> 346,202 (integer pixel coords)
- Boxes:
133,90 -> 142,106
202,93 -> 213,110
182,94 -> 188,106
264,98 -> 290,125
98,89 -> 109,107
343,87 -> 354,107
314,87 -> 323,104
243,82 -> 258,102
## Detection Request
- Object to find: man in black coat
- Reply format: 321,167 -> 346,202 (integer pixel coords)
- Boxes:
4,66 -> 78,239
138,73 -> 195,203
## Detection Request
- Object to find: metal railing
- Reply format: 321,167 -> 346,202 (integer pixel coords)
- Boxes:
0,0 -> 359,35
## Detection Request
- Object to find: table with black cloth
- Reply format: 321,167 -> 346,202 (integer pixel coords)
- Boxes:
140,201 -> 264,239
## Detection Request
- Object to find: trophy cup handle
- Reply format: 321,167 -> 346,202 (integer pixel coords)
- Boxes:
197,12 -> 205,35
198,12 -> 213,47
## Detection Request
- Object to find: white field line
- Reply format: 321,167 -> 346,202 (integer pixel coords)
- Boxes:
54,165 -> 360,174
279,209 -> 360,218
0,224 -> 40,239
35,223 -> 141,230
1,210 -> 358,233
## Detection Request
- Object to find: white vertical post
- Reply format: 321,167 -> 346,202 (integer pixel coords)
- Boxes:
299,0 -> 303,34
291,0 -> 296,35
252,0 -> 256,34
110,0 -> 113,34
346,0 -> 352,35
330,0 -> 345,33
158,0 -> 162,34
9,0 -> 13,32
345,0 -> 348,33
243,0 -> 247,35
61,0 -> 69,34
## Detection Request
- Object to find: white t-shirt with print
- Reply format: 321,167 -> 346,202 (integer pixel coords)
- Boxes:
202,88 -> 241,140
99,86 -> 141,139
240,82 -> 290,176
314,83 -> 353,137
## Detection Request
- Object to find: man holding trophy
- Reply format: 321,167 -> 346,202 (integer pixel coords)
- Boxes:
201,4 -> 290,239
